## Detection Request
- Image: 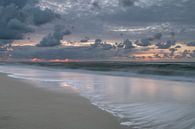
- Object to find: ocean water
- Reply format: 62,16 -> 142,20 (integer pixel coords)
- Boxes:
0,65 -> 195,129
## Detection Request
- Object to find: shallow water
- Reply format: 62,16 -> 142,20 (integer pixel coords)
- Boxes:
0,65 -> 195,129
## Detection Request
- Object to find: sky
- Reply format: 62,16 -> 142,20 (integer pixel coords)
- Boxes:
0,0 -> 195,61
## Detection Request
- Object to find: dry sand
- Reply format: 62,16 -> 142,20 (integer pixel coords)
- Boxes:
0,73 -> 124,129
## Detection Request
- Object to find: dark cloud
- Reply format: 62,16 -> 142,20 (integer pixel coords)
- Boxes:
181,50 -> 191,58
80,37 -> 90,43
0,0 -> 58,43
0,0 -> 38,8
31,8 -> 60,25
37,25 -> 71,47
120,0 -> 135,7
91,39 -> 103,48
36,0 -> 195,44
123,39 -> 134,49
8,18 -> 32,32
90,39 -> 113,50
0,4 -> 28,40
102,39 -> 134,50
116,42 -> 124,48
0,40 -> 12,46
153,33 -> 162,40
1,0 -> 194,60
97,0 -> 195,26
135,38 -> 151,47
170,32 -> 176,38
190,50 -> 195,57
92,1 -> 101,9
169,48 -> 177,57
102,43 -> 113,50
175,45 -> 181,49
156,40 -> 176,49
186,42 -> 195,46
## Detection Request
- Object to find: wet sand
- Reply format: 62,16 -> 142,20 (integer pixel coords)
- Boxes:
0,73 -> 123,129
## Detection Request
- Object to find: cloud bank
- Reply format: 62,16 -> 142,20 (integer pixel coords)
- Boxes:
0,0 -> 58,43
37,25 -> 71,47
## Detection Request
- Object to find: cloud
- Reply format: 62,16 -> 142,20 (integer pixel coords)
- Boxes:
186,42 -> 195,46
120,0 -> 135,7
0,0 -> 58,43
102,44 -> 113,50
91,38 -> 134,50
35,0 -> 195,44
31,8 -> 60,25
91,39 -> 103,48
0,0 -> 38,8
135,38 -> 151,46
1,0 -> 195,61
153,33 -> 162,40
175,45 -> 181,49
181,49 -> 191,58
0,40 -> 13,46
90,39 -> 113,50
37,25 -> 71,47
190,50 -> 195,57
0,18 -> 33,40
80,37 -> 90,43
156,40 -> 176,49
92,1 -> 101,9
95,0 -> 195,26
8,18 -> 32,32
123,39 -> 134,49
169,48 -> 177,57
10,44 -> 136,60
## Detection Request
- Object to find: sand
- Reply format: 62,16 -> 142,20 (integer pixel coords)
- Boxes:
0,73 -> 124,129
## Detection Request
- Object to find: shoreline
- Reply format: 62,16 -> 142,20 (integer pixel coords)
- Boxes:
0,73 -> 124,129
2,64 -> 195,86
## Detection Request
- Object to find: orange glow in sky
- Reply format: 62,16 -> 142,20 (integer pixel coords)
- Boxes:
31,58 -> 80,63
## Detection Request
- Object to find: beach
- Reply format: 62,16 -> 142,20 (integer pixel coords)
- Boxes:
0,73 -> 123,129
0,65 -> 195,129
